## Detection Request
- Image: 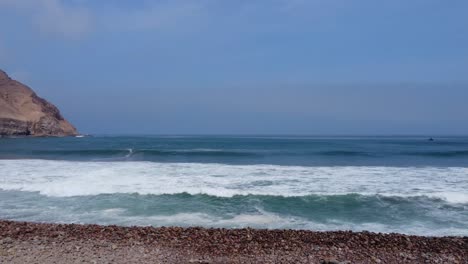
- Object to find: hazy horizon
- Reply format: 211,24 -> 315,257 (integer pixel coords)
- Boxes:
1,1 -> 467,135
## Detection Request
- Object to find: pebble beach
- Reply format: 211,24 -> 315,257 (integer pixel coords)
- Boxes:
0,220 -> 466,263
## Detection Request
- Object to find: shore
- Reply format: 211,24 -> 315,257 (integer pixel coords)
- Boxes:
0,220 -> 466,263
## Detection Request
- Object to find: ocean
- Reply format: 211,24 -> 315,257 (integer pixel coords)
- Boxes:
0,136 -> 467,236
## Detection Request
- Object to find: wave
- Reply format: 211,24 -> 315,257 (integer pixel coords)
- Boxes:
5,148 -> 468,161
23,149 -> 375,157
404,150 -> 468,157
32,149 -> 131,156
132,149 -> 256,157
318,150 -> 468,158
125,148 -> 133,158
318,151 -> 374,157
0,159 -> 467,204
73,192 -> 468,207
27,148 -> 258,158
1,191 -> 467,236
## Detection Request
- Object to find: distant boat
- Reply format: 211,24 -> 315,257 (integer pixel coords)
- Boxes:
75,135 -> 85,138
428,138 -> 434,141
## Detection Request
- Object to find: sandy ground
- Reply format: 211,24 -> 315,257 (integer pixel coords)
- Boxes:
0,220 -> 467,263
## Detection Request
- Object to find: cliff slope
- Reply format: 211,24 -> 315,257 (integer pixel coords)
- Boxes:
0,70 -> 78,137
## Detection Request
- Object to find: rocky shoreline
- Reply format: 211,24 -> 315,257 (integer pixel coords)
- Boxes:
0,220 -> 466,263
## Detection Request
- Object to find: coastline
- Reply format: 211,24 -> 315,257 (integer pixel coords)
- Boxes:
0,220 -> 466,263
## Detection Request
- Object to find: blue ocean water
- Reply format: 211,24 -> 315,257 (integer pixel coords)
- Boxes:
0,136 -> 467,236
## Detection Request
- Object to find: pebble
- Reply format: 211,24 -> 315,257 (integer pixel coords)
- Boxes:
188,259 -> 211,263
0,237 -> 13,244
320,258 -> 340,264
0,220 -> 466,263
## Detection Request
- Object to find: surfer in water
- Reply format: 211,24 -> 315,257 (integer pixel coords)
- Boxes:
428,137 -> 435,141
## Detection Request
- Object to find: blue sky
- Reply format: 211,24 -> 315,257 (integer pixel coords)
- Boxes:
1,0 -> 467,134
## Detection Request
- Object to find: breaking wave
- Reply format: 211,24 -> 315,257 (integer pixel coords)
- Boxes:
0,159 -> 467,204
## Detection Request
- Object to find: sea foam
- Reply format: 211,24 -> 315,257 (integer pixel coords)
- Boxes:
0,159 -> 467,204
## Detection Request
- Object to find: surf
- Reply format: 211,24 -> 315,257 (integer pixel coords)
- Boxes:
0,159 -> 467,204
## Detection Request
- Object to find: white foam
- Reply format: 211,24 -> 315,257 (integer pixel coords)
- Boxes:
24,207 -> 468,237
0,160 -> 467,203
429,192 -> 468,204
125,149 -> 133,158
120,212 -> 289,229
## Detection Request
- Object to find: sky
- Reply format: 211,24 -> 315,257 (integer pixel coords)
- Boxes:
1,0 -> 467,135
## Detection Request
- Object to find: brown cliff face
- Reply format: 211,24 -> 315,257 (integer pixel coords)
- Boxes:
0,70 -> 78,137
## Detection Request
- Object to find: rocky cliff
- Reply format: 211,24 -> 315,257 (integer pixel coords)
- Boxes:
0,70 -> 78,137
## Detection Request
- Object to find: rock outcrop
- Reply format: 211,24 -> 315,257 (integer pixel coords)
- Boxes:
0,69 -> 78,137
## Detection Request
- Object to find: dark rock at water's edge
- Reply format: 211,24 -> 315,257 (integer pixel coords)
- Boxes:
0,69 -> 78,137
